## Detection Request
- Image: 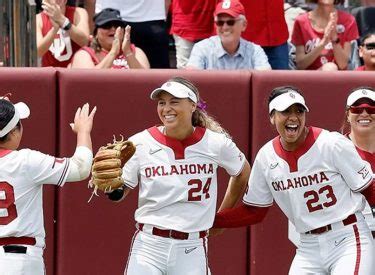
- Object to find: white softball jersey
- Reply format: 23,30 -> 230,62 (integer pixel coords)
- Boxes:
122,126 -> 245,233
244,127 -> 373,233
0,149 -> 70,248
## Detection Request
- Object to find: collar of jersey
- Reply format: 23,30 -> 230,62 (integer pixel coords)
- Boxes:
147,126 -> 206,160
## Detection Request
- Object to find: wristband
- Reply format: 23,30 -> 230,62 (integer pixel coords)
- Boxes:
62,18 -> 72,31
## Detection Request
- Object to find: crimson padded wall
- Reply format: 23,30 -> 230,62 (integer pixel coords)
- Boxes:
250,71 -> 375,275
56,69 -> 252,275
0,68 -> 58,275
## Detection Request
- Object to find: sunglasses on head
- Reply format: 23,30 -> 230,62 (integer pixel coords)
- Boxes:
215,18 -> 241,27
100,22 -> 124,30
363,42 -> 375,50
349,104 -> 375,114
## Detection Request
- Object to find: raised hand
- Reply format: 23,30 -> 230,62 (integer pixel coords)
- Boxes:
70,103 -> 97,134
121,25 -> 132,56
328,11 -> 338,41
321,19 -> 335,46
109,27 -> 124,57
42,0 -> 65,27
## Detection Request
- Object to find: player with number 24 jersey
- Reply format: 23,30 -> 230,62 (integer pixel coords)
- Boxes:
124,126 -> 245,232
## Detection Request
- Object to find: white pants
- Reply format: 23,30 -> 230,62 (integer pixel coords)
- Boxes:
0,245 -> 44,275
173,35 -> 195,69
289,214 -> 374,275
125,230 -> 210,275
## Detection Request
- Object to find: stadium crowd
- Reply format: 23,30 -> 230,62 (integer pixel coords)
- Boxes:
27,0 -> 375,71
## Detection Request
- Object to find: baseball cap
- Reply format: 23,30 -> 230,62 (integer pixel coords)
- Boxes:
150,81 -> 198,103
346,88 -> 375,106
214,0 -> 245,18
93,8 -> 125,27
0,101 -> 30,137
269,90 -> 309,114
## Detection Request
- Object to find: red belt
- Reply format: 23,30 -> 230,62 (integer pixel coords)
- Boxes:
306,214 -> 357,235
138,224 -> 207,240
0,237 -> 36,246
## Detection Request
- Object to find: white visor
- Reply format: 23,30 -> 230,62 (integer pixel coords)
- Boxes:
0,102 -> 30,137
346,88 -> 375,106
150,81 -> 198,103
269,91 -> 309,114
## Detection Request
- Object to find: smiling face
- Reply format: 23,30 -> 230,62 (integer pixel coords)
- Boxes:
215,14 -> 247,47
157,92 -> 196,138
270,104 -> 307,151
347,98 -> 375,137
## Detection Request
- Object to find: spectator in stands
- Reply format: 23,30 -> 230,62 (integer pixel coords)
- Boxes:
356,32 -> 375,70
186,0 -> 271,70
84,0 -> 170,68
36,0 -> 90,67
70,8 -> 149,69
170,0 -> 216,69
292,0 -> 359,70
241,0 -> 290,70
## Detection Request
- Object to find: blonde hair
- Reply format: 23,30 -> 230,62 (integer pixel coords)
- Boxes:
169,77 -> 231,138
91,28 -> 102,53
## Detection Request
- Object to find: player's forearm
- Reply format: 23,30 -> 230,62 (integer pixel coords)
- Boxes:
218,161 -> 250,211
76,131 -> 93,152
66,146 -> 93,181
213,204 -> 268,228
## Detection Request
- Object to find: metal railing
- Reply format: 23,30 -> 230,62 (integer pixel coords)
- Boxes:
0,0 -> 37,67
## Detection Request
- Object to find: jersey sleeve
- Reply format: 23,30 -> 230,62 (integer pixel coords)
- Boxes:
122,137 -> 141,189
24,149 -> 70,187
218,135 -> 246,176
243,149 -> 273,207
331,133 -> 373,192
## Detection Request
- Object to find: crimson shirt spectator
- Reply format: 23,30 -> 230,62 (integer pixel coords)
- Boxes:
170,0 -> 216,68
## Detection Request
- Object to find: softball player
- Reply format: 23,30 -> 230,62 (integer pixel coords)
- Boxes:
289,87 -> 375,250
0,98 -> 96,275
107,77 -> 250,275
214,86 -> 374,274
344,87 -> 375,244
